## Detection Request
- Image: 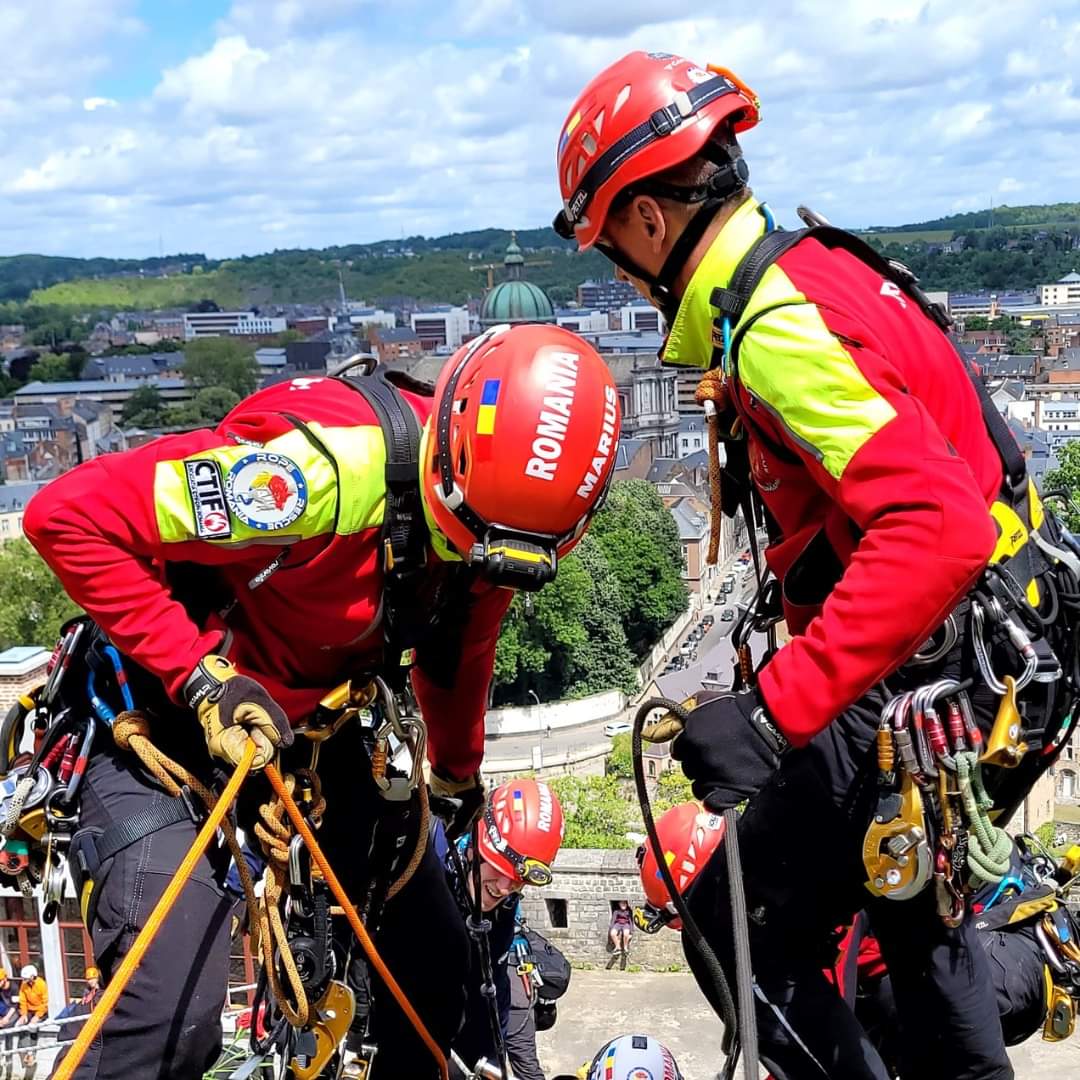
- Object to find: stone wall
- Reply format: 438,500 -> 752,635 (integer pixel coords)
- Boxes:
517,848 -> 686,970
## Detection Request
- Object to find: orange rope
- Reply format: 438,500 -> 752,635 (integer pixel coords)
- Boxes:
264,762 -> 450,1080
695,369 -> 729,566
54,739 -> 258,1080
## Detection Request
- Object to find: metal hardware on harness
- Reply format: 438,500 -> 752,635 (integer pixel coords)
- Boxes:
341,1043 -> 379,1079
288,980 -> 356,1080
863,772 -> 932,901
981,675 -> 1028,768
909,613 -> 959,666
366,676 -> 426,802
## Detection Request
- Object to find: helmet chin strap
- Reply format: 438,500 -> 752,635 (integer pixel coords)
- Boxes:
597,147 -> 750,326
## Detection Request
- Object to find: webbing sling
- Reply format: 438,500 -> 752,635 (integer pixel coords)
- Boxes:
711,223 -> 1029,501
336,369 -> 430,691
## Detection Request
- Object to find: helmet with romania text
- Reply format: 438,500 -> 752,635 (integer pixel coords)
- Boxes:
477,778 -> 565,887
423,323 -> 620,590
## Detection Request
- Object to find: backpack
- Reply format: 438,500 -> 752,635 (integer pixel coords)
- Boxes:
519,925 -> 571,1003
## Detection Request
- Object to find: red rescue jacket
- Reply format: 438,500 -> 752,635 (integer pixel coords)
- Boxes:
662,198 -> 1002,743
24,375 -> 510,778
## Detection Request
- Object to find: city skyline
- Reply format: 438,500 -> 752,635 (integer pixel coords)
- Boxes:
1,0 -> 1079,260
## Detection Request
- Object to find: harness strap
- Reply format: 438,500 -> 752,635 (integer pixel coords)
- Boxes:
336,368 -> 431,690
93,795 -> 195,865
716,221 -> 1030,503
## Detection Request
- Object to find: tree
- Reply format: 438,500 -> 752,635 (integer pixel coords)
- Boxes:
1043,441 -> 1080,532
493,534 -> 638,705
607,732 -> 633,779
162,402 -> 207,428
183,337 -> 258,398
194,386 -> 241,424
121,384 -> 165,425
547,774 -> 636,849
653,766 -> 694,814
589,479 -> 689,656
30,352 -> 84,382
0,540 -> 81,651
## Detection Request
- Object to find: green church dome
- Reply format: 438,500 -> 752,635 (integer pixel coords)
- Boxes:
480,280 -> 556,326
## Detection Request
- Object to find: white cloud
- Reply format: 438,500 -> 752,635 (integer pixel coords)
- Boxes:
1,0 -> 1079,258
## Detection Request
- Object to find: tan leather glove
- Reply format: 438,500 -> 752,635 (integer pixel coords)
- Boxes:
183,655 -> 293,770
428,767 -> 485,841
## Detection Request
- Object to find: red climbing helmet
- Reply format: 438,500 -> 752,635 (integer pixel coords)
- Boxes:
636,801 -> 726,931
477,778 -> 565,886
423,323 -> 620,591
554,51 -> 760,250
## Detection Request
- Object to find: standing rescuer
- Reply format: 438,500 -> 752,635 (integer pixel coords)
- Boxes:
555,51 -> 1079,1080
24,322 -> 620,1080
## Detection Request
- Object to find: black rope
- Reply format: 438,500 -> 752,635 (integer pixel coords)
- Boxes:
448,834 -> 510,1080
632,697 -> 754,1073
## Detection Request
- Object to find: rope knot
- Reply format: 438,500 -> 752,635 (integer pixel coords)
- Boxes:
694,367 -> 729,409
112,710 -> 151,750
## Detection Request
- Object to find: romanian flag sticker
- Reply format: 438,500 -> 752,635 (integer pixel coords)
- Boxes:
512,788 -> 524,815
476,378 -> 500,435
603,1044 -> 617,1079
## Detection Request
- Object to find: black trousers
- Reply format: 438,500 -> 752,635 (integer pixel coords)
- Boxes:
53,716 -> 468,1080
684,680 -> 1016,1080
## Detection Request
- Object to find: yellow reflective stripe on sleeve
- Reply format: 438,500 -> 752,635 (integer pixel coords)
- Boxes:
153,424 -> 387,544
304,423 -> 387,535
737,269 -> 897,481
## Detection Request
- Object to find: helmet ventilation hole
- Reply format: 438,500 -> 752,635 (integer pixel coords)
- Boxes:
594,108 -> 604,135
613,84 -> 631,116
581,132 -> 597,156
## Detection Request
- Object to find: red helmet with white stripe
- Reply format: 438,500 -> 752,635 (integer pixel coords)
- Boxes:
477,778 -> 565,887
636,801 -> 726,930
554,51 -> 760,250
423,323 -> 620,591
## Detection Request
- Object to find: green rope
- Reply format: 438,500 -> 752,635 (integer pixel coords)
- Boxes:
955,750 -> 1012,888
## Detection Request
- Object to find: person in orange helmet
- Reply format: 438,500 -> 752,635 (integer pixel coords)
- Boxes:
26,323 -> 619,1079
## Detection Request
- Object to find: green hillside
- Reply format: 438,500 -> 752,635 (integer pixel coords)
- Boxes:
0,253 -> 207,302
867,202 -> 1080,234
7,202 -> 1080,316
27,239 -> 609,311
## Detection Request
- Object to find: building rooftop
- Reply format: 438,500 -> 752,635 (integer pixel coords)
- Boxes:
15,377 -> 187,396
668,495 -> 709,540
376,327 -> 420,343
0,482 -> 44,512
0,646 -> 51,678
614,437 -> 648,471
583,331 -> 665,354
1057,272 -> 1080,284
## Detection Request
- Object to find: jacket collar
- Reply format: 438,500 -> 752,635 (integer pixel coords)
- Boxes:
661,195 -> 766,368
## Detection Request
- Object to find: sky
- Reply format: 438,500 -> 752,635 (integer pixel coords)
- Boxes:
1,0 -> 1079,260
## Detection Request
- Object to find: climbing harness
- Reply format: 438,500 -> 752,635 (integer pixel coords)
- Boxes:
53,674 -> 448,1080
633,696 -> 758,1080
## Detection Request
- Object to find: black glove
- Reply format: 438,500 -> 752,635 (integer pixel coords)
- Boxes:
183,654 -> 294,770
670,689 -> 789,811
428,768 -> 485,841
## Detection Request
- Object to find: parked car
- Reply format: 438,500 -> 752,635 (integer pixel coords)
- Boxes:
721,608 -> 735,622
603,720 -> 633,737
701,614 -> 715,628
680,640 -> 694,655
